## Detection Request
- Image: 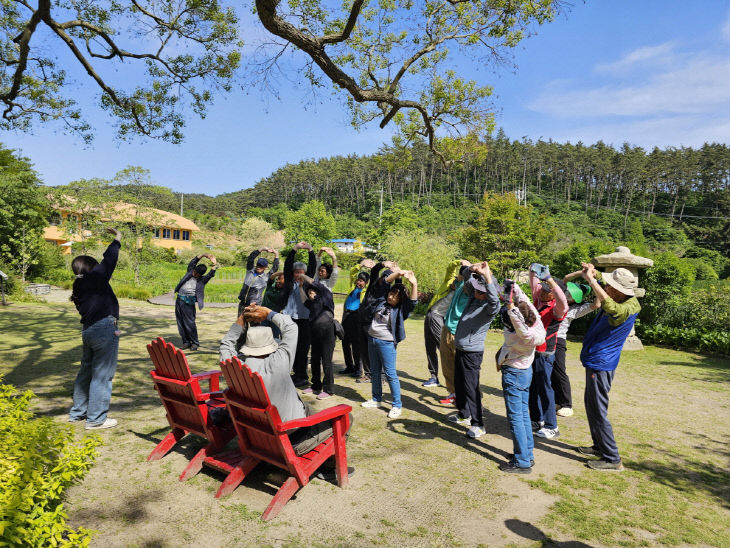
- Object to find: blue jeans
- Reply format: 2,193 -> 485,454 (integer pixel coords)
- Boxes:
529,352 -> 558,430
502,366 -> 534,468
367,336 -> 402,408
70,316 -> 120,425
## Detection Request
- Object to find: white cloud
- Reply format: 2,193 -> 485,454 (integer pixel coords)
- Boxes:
723,10 -> 730,41
595,42 -> 676,74
531,54 -> 730,118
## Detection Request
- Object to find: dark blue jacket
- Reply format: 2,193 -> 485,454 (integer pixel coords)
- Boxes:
370,293 -> 416,345
580,310 -> 638,371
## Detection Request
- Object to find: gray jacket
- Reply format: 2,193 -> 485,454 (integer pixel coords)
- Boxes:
219,312 -> 306,423
454,280 -> 500,352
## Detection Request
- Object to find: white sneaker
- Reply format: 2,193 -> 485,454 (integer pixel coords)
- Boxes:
557,407 -> 574,417
361,399 -> 382,408
388,407 -> 402,419
531,420 -> 544,432
85,418 -> 118,430
466,426 -> 485,438
447,413 -> 471,427
536,427 -> 560,439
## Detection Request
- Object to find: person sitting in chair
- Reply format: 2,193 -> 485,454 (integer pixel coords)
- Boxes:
219,304 -> 353,462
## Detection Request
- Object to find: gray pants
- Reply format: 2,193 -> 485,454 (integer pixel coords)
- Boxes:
290,407 -> 354,455
424,309 -> 443,378
584,367 -> 620,463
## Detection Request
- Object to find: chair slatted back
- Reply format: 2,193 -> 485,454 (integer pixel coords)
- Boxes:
220,358 -> 297,473
148,337 -> 208,438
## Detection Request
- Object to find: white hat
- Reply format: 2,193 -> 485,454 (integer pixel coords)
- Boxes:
603,268 -> 636,297
241,326 -> 279,356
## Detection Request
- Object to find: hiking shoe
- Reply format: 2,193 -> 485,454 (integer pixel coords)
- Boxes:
499,461 -> 532,474
355,375 -> 371,384
422,377 -> 439,387
180,342 -> 191,350
361,399 -> 382,408
339,368 -> 355,375
316,391 -> 332,400
293,378 -> 310,388
466,426 -> 485,439
531,420 -> 544,432
536,427 -> 560,439
557,407 -> 574,417
508,454 -> 535,467
301,387 -> 314,394
447,413 -> 471,427
190,344 -> 199,351
577,446 -> 601,457
388,407 -> 402,419
587,459 -> 624,471
439,394 -> 456,405
85,418 -> 118,430
68,416 -> 85,423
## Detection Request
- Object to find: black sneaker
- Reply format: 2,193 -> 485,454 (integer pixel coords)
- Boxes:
190,344 -> 199,351
508,454 -> 535,467
180,342 -> 191,350
315,466 -> 355,481
339,368 -> 355,375
577,446 -> 601,457
587,459 -> 624,471
422,377 -> 439,387
499,461 -> 532,474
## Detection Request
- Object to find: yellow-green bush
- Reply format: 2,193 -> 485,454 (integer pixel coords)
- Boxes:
0,379 -> 101,546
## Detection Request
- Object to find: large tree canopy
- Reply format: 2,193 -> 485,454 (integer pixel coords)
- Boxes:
1,0 -> 561,156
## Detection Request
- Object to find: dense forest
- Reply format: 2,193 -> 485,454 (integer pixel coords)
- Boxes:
122,131 -> 730,256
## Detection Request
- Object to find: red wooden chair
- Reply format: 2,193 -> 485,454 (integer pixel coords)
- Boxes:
147,337 -> 235,481
204,357 -> 351,520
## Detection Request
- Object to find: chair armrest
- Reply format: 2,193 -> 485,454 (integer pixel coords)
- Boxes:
192,370 -> 222,392
277,404 -> 352,432
198,391 -> 225,401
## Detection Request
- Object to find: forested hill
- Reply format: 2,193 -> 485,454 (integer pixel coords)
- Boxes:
124,132 -> 730,255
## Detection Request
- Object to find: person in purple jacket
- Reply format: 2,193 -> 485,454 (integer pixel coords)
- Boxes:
68,227 -> 122,430
577,262 -> 641,471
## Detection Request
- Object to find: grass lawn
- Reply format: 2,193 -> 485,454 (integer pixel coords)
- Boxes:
0,296 -> 728,547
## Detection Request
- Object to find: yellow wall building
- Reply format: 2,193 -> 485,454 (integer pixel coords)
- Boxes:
44,203 -> 201,254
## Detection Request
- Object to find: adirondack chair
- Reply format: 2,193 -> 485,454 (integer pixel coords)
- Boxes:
204,357 -> 351,520
147,337 -> 235,481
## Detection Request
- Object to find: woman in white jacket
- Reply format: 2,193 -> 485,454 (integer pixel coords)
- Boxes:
496,281 -> 546,474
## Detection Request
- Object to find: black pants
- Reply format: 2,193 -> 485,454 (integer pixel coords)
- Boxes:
341,310 -> 361,372
552,338 -> 572,408
455,349 -> 484,427
424,309 -> 443,378
292,318 -> 311,383
584,367 -> 620,462
175,298 -> 198,346
357,323 -> 371,377
311,315 -> 336,394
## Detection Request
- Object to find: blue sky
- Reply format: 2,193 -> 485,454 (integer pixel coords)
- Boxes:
7,1 -> 730,195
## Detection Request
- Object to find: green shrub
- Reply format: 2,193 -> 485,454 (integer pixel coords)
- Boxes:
549,241 -> 615,279
0,378 -> 101,546
27,241 -> 67,282
637,324 -> 730,355
686,258 -> 719,281
113,284 -> 152,300
0,262 -> 19,295
641,252 -> 696,325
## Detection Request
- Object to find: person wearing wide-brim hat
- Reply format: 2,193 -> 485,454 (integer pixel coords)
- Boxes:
576,263 -> 641,471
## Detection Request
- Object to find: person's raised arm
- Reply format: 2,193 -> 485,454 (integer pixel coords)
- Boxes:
403,270 -> 418,300
544,276 -> 568,318
580,262 -> 608,305
246,249 -> 261,271
304,242 -> 317,277
321,246 -> 338,270
563,268 -> 585,283
384,267 -> 402,284
93,227 -> 122,281
269,248 -> 280,274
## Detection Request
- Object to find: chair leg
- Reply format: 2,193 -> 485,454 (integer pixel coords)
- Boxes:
215,456 -> 259,499
262,477 -> 300,521
179,443 -> 214,481
333,420 -> 349,487
147,428 -> 186,461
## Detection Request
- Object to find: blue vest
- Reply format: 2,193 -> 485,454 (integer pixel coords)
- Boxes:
580,310 -> 638,371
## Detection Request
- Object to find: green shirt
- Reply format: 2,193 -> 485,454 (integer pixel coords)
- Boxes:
596,271 -> 641,326
443,280 -> 469,335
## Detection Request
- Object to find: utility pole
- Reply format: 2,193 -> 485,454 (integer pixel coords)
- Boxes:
180,192 -> 184,217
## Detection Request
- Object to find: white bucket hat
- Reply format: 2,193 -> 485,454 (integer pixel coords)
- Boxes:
603,268 -> 636,296
241,326 -> 279,356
